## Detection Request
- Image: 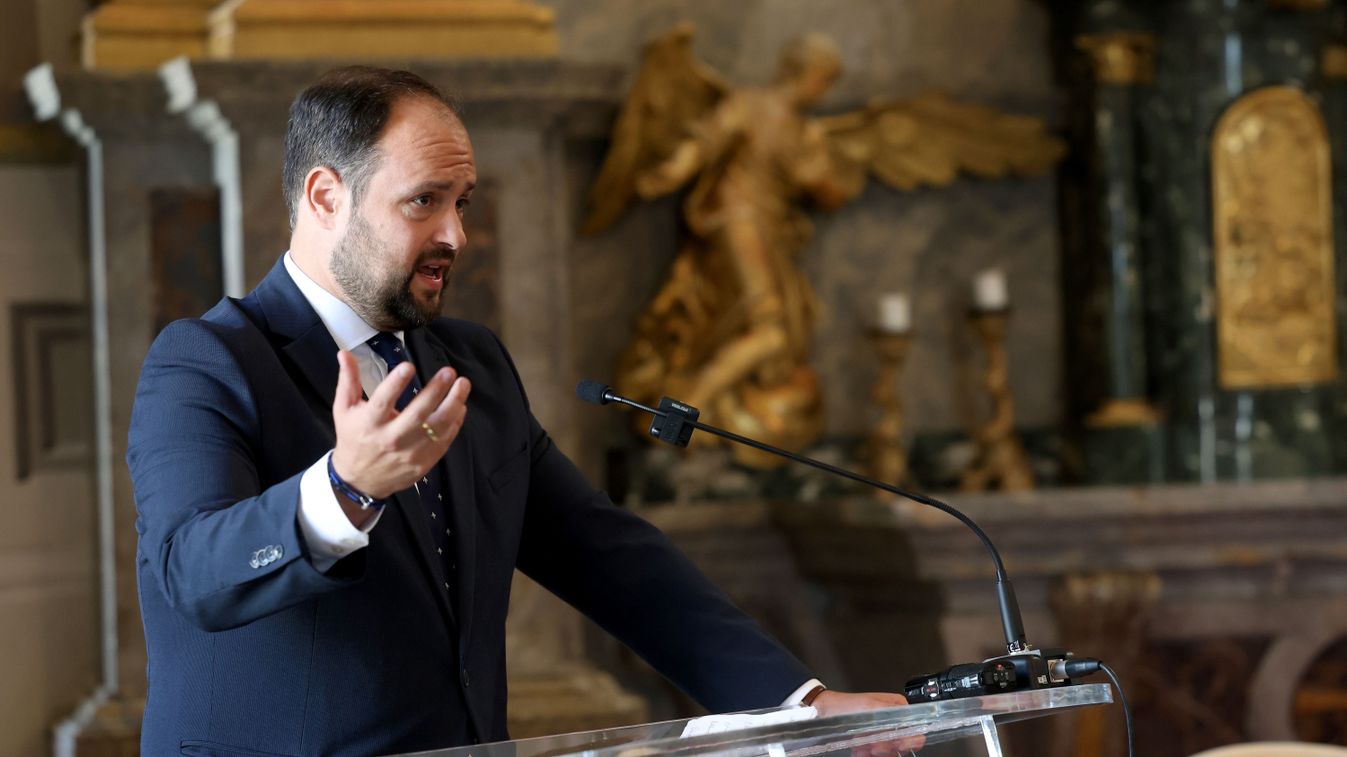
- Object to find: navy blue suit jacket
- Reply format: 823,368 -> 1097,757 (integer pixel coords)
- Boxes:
127,258 -> 812,757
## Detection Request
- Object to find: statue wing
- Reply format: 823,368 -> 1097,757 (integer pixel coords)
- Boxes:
581,23 -> 727,235
819,92 -> 1066,196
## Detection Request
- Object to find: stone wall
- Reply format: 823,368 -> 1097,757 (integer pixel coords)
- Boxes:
0,4 -> 100,755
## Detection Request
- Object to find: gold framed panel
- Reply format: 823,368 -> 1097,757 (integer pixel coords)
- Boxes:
1212,86 -> 1338,389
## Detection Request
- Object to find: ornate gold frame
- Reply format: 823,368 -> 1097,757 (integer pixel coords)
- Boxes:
1211,86 -> 1337,389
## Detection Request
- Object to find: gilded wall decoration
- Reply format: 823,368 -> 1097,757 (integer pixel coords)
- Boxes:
1075,32 -> 1156,86
1323,45 -> 1347,81
1212,86 -> 1337,389
583,25 -> 1065,467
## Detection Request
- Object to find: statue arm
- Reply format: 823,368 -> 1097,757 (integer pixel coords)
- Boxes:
636,136 -> 704,199
795,120 -> 852,211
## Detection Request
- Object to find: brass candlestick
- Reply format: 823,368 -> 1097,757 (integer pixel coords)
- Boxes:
959,309 -> 1035,493
865,328 -> 912,493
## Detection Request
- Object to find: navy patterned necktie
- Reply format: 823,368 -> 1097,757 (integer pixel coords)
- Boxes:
365,332 -> 457,605
365,333 -> 419,410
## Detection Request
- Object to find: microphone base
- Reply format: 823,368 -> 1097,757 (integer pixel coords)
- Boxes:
904,647 -> 1079,703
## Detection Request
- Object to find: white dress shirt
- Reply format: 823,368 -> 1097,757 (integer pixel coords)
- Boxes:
284,252 -> 404,573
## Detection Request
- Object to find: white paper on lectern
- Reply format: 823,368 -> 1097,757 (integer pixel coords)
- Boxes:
679,706 -> 818,738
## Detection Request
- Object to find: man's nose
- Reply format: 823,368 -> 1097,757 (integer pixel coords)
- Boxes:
437,211 -> 467,251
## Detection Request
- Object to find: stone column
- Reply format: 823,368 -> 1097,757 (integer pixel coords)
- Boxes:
25,64 -> 217,755
1321,26 -> 1347,473
1073,23 -> 1165,484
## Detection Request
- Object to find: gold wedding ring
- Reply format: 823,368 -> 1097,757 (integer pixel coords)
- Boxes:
421,422 -> 440,442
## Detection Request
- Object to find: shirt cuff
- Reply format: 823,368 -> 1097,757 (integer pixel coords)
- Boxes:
297,451 -> 381,573
782,678 -> 824,707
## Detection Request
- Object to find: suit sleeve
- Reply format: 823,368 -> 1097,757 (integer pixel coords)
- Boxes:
127,319 -> 361,632
489,344 -> 813,712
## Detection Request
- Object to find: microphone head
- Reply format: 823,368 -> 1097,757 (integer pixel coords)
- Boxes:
576,380 -> 613,405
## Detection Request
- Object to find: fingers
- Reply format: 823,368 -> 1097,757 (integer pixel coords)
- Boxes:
333,350 -> 363,412
385,366 -> 453,433
367,362 -> 416,415
400,375 -> 471,448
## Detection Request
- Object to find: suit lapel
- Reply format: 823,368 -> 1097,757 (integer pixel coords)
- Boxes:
250,259 -> 341,422
281,320 -> 342,421
407,326 -> 478,646
249,259 -> 460,631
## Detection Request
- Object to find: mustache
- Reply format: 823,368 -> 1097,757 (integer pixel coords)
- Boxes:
414,245 -> 457,269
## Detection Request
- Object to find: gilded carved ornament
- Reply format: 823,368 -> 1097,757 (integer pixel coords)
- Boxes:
1085,398 -> 1162,429
1075,32 -> 1156,86
81,0 -> 558,69
583,24 -> 1066,467
1323,45 -> 1347,81
1211,86 -> 1337,389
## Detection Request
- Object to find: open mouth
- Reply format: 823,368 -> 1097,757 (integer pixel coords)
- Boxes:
416,264 -> 447,283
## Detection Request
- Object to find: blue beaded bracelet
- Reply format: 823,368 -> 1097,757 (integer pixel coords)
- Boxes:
327,455 -> 386,510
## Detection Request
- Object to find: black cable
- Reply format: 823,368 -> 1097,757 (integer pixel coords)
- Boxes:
1099,662 -> 1134,757
1062,658 -> 1133,757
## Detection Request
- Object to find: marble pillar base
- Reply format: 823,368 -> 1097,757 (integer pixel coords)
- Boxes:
1084,423 -> 1165,484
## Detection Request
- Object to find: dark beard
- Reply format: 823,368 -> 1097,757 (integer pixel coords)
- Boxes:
329,212 -> 447,331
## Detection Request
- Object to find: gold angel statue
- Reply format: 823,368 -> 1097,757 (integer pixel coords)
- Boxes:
583,24 -> 1066,468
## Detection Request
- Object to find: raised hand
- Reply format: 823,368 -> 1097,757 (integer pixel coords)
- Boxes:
330,349 -> 471,501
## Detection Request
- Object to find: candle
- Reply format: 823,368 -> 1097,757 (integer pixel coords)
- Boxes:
974,269 -> 1008,311
878,293 -> 911,333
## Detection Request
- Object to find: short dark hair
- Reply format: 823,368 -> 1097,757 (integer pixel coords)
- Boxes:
282,66 -> 459,229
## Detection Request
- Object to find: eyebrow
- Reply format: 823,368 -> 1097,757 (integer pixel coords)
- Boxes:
406,180 -> 476,196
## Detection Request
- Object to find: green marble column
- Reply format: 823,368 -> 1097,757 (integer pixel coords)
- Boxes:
1320,2 -> 1347,472
1143,0 -> 1340,481
1062,0 -> 1347,483
1075,16 -> 1166,483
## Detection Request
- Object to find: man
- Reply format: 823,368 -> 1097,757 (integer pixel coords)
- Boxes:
128,66 -> 906,757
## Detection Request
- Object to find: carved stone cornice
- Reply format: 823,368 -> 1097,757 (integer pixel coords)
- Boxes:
24,64 -> 191,138
211,0 -> 559,60
1076,32 -> 1156,86
84,0 -> 560,70
81,0 -> 218,71
174,58 -> 624,136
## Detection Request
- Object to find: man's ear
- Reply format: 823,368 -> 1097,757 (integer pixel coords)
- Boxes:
303,166 -> 345,230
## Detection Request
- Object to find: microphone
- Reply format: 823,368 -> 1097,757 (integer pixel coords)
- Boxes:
576,380 -> 616,405
577,381 -> 1080,695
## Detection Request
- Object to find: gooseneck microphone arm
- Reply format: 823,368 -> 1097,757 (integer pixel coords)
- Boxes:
576,380 -> 1030,655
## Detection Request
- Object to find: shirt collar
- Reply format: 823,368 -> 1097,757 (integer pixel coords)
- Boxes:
283,251 -> 404,351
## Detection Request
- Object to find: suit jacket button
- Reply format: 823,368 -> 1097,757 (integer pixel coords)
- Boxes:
461,669 -> 471,687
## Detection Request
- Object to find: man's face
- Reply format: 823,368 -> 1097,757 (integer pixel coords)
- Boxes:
330,95 -> 476,331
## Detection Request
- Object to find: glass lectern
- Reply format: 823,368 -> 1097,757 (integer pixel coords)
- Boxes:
400,683 -> 1113,757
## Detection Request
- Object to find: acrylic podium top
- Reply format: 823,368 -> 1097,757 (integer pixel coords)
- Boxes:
397,683 -> 1112,757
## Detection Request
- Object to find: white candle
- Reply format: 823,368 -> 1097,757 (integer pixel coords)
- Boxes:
878,293 -> 911,333
974,269 -> 1008,310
